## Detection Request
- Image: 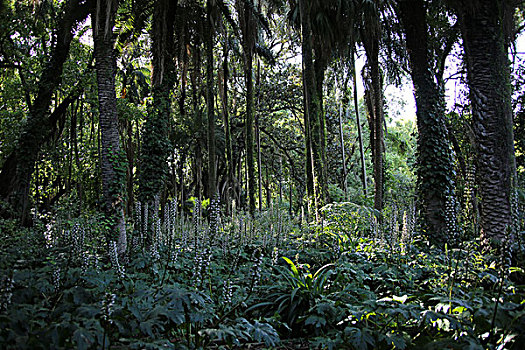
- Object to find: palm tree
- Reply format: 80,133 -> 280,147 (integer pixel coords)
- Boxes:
396,0 -> 456,245
450,0 -> 517,248
138,0 -> 176,210
92,0 -> 127,256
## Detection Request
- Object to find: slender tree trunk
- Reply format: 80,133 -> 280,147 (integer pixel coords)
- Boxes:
190,45 -> 203,201
206,0 -> 217,200
351,42 -> 367,197
220,30 -> 234,213
245,53 -> 256,214
397,0 -> 456,246
337,79 -> 348,199
371,60 -> 383,215
300,0 -> 322,219
314,51 -> 329,204
238,0 -> 256,215
126,119 -> 134,215
455,0 -> 517,247
92,0 -> 127,256
256,59 -> 263,211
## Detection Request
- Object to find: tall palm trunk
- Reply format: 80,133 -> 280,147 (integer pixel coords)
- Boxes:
397,0 -> 455,246
454,0 -> 516,247
92,0 -> 127,256
139,0 -> 175,209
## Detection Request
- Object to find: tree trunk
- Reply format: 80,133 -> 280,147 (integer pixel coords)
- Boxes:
139,0 -> 175,209
256,59 -> 263,211
351,42 -> 367,197
206,0 -> 217,201
92,0 -> 127,256
238,0 -> 256,215
361,12 -> 384,217
337,76 -> 348,199
397,0 -> 455,246
455,0 -> 517,248
220,29 -> 234,213
300,0 -> 322,220
313,51 -> 329,205
245,51 -> 256,214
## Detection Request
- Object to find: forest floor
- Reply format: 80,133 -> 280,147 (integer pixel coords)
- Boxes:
1,204 -> 524,349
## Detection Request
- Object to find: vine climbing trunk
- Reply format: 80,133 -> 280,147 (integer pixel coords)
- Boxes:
92,0 -> 127,256
397,0 -> 455,246
139,0 -> 176,211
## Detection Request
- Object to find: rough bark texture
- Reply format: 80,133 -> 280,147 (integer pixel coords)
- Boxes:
455,0 -> 516,247
0,0 -> 90,224
398,0 -> 455,246
92,0 -> 127,256
139,0 -> 176,205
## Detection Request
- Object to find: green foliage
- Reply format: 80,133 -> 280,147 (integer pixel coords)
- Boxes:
1,202 -> 525,349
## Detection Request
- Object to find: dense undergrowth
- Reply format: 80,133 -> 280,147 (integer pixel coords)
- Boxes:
0,200 -> 524,349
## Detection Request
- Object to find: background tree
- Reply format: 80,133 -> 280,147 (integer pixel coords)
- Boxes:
92,0 -> 127,255
0,0 -> 90,224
